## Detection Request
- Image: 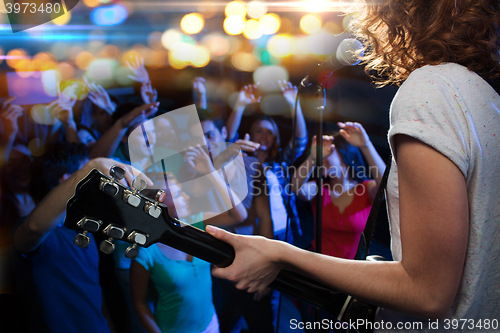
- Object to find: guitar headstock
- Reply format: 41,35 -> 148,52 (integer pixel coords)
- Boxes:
64,165 -> 175,259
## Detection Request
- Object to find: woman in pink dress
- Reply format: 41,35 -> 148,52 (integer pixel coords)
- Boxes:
292,122 -> 386,259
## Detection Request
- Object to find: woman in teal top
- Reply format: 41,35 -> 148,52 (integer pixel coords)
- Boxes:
130,167 -> 248,333
132,242 -> 217,333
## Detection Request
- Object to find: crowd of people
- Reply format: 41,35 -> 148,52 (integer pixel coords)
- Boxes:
0,51 -> 384,333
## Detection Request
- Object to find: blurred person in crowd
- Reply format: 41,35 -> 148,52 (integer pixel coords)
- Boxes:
131,169 -> 255,333
12,143 -> 116,333
292,123 -> 386,260
0,98 -> 35,294
178,110 -> 275,333
226,80 -> 307,243
78,79 -> 157,159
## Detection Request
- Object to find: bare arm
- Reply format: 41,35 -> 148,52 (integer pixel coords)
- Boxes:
130,261 -> 161,333
13,159 -> 149,253
280,80 -> 307,139
209,135 -> 469,319
291,135 -> 335,201
0,98 -> 23,165
185,145 -> 248,224
338,122 -> 386,200
88,103 -> 159,159
226,84 -> 260,140
254,195 -> 274,239
192,77 -> 207,110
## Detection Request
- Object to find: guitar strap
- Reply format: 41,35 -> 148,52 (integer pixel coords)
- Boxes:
356,155 -> 392,260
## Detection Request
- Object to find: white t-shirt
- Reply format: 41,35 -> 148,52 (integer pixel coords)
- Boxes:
377,63 -> 500,332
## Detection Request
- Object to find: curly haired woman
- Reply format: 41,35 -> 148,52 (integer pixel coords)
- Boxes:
204,1 -> 500,331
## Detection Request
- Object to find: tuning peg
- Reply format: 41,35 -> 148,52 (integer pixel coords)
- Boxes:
99,165 -> 125,196
74,231 -> 90,248
132,177 -> 147,192
100,238 -> 115,254
123,177 -> 147,207
124,244 -> 139,259
77,217 -> 102,233
110,165 -> 125,181
144,190 -> 165,218
103,224 -> 126,239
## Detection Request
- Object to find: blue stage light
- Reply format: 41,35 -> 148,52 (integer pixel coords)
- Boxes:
90,5 -> 128,27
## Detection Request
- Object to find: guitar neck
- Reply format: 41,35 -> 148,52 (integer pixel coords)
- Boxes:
65,169 -> 347,315
158,223 -> 346,314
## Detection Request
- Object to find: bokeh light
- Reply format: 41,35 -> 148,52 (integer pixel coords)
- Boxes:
202,34 -> 230,57
224,15 -> 245,35
99,44 -> 121,59
75,51 -> 95,70
243,19 -> 263,40
300,14 -> 322,34
225,1 -> 246,18
52,11 -> 71,25
259,13 -> 281,35
90,4 -> 128,26
32,52 -> 57,71
323,21 -> 344,35
68,46 -> 84,62
247,1 -> 267,19
304,0 -> 330,12
28,138 -> 45,156
50,42 -> 70,61
198,0 -> 217,18
6,49 -> 28,69
231,52 -> 261,72
60,79 -> 88,100
191,47 -> 210,67
83,0 -> 100,7
115,66 -> 135,86
57,62 -> 76,81
15,60 -> 34,78
85,59 -> 119,87
180,13 -> 204,35
148,31 -> 164,50
161,29 -> 183,50
267,34 -> 295,58
143,49 -> 168,68
253,65 -> 289,93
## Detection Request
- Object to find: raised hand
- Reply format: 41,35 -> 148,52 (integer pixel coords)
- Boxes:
279,80 -> 298,105
235,83 -> 261,108
120,102 -> 159,129
310,135 -> 335,159
84,77 -> 116,114
50,98 -> 77,126
337,122 -> 371,148
185,144 -> 215,175
58,84 -> 78,111
234,133 -> 260,155
192,77 -> 207,97
126,56 -> 150,83
140,81 -> 158,105
0,97 -> 24,136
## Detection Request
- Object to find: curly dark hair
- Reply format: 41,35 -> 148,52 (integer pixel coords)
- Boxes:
346,0 -> 500,86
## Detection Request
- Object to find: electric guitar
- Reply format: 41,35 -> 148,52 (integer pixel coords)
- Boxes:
64,166 -> 377,329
